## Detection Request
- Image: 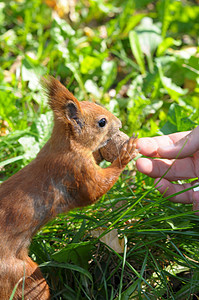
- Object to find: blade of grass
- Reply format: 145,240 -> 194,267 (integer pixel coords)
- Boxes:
118,235 -> 128,300
0,155 -> 23,167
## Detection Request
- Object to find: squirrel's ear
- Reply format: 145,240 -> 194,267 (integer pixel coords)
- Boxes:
65,100 -> 84,131
42,76 -> 84,132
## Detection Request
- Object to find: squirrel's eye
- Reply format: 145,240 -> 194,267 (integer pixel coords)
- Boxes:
98,118 -> 107,128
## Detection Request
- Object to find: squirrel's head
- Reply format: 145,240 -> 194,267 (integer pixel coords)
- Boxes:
42,76 -> 122,152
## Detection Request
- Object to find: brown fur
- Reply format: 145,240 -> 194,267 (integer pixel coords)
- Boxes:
0,77 -> 137,299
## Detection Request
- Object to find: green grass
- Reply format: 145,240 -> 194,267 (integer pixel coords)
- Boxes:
0,0 -> 199,299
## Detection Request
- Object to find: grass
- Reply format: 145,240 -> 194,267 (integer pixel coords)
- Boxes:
0,0 -> 199,299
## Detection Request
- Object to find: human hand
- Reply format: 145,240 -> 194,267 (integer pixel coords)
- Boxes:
136,126 -> 199,213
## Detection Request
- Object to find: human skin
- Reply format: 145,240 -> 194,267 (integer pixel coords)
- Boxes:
136,126 -> 199,213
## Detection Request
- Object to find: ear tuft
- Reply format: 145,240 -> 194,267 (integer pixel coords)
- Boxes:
41,76 -> 82,114
41,76 -> 84,132
41,76 -> 81,110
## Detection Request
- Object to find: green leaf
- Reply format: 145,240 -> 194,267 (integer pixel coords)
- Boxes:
0,29 -> 17,47
161,76 -> 187,100
0,3 -> 5,26
168,104 -> 186,126
0,90 -> 17,129
160,103 -> 196,134
66,62 -> 87,99
18,136 -> 40,160
135,18 -> 162,56
80,56 -> 101,74
32,112 -> 53,146
160,120 -> 177,135
21,56 -> 45,91
122,13 -> 146,36
133,17 -> 162,72
51,241 -> 94,269
159,0 -> 171,38
85,80 -> 101,98
101,60 -> 117,92
129,31 -> 145,75
157,37 -> 181,56
158,63 -> 187,101
54,16 -> 75,36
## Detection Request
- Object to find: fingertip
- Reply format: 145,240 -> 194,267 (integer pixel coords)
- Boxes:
154,178 -> 170,194
154,178 -> 161,187
136,158 -> 153,175
136,138 -> 144,151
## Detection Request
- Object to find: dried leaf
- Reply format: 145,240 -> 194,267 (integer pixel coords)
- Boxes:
91,228 -> 124,253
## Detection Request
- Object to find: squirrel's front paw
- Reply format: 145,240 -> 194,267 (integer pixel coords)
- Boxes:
116,135 -> 138,168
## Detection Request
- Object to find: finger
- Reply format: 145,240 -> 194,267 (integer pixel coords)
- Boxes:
136,131 -> 190,157
154,178 -> 196,204
158,126 -> 199,158
136,157 -> 197,180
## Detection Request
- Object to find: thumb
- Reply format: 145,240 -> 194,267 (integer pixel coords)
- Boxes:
158,126 -> 199,159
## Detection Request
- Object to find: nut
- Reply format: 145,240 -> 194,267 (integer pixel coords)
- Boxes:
93,131 -> 130,164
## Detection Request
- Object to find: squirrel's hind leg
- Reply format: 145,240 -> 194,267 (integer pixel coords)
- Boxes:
13,257 -> 50,300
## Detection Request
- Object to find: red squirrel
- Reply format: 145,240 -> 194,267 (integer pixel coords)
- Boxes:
0,77 -> 137,299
